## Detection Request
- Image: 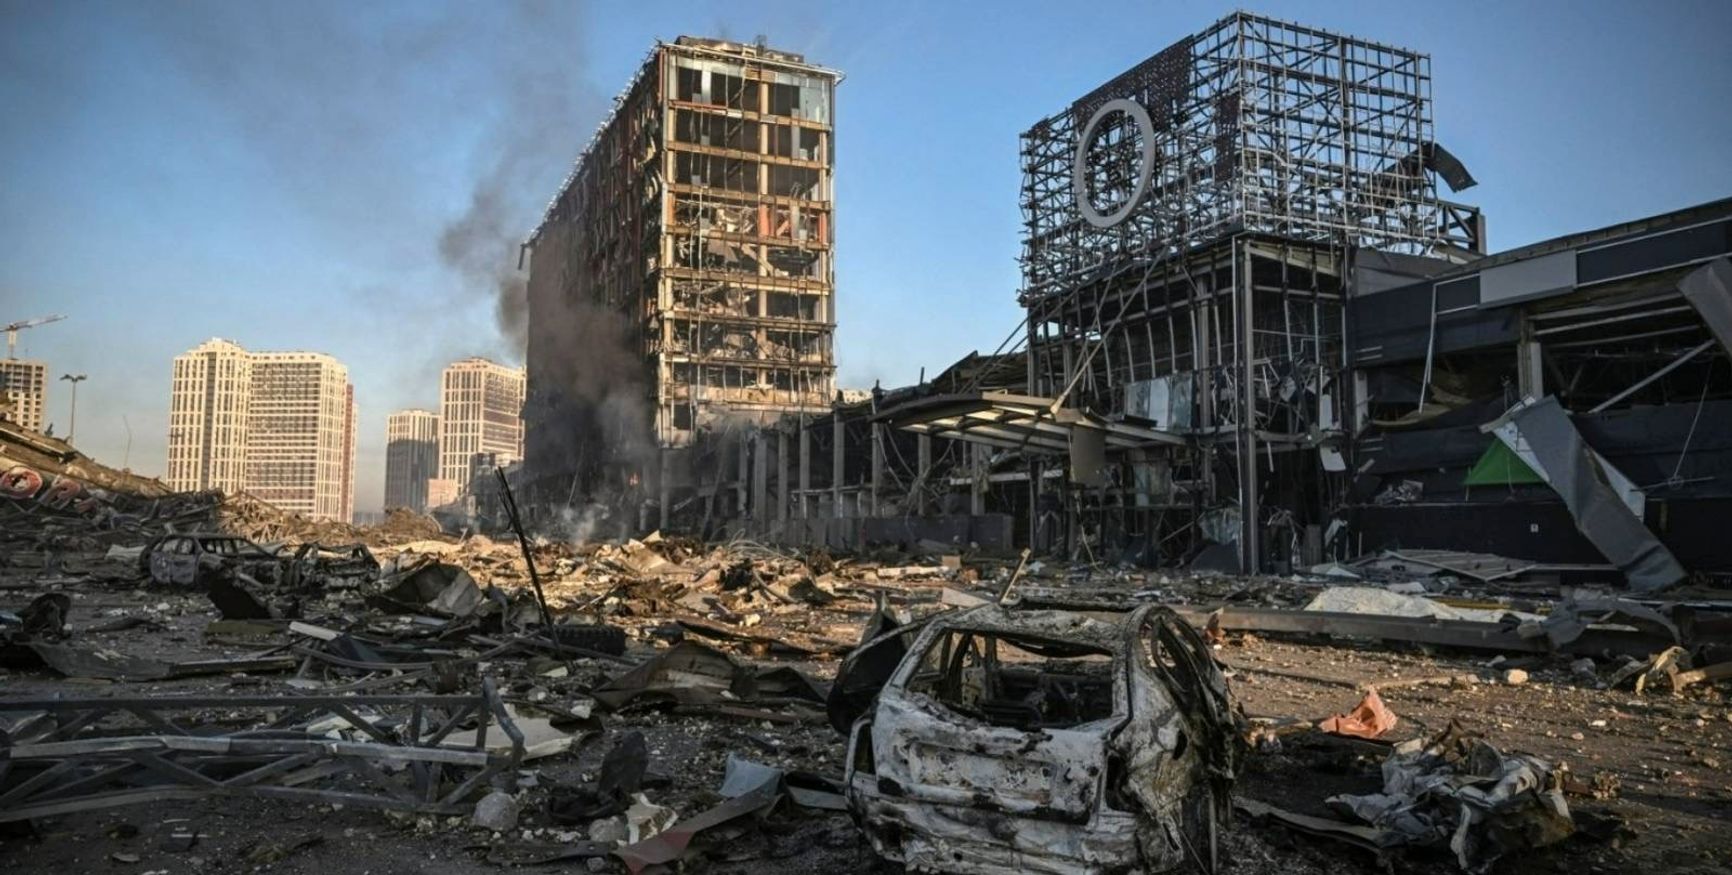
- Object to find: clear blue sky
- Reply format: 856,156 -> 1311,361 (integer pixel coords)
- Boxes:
3,0 -> 1729,513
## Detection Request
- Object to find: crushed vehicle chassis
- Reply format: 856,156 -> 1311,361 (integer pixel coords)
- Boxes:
843,604 -> 1240,874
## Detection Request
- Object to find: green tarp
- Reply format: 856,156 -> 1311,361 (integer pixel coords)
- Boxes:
1463,439 -> 1544,486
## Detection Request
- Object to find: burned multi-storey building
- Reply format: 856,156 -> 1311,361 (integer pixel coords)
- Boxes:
523,37 -> 838,524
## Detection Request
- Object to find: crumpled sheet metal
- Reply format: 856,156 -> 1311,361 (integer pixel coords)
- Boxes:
591,640 -> 826,713
1328,722 -> 1573,872
1679,256 -> 1732,356
1487,397 -> 1685,591
613,779 -> 779,874
1536,593 -> 1680,649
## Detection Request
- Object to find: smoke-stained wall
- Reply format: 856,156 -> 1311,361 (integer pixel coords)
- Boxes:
523,52 -> 661,505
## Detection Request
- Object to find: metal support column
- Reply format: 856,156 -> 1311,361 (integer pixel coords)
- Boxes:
1238,242 -> 1261,573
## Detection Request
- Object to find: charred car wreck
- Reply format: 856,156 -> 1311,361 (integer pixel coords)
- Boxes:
840,605 -> 1240,874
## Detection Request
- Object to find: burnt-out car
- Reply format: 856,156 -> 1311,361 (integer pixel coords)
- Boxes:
140,533 -> 282,587
842,604 -> 1239,874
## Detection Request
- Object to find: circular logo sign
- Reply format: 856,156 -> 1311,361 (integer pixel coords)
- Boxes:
1073,98 -> 1156,229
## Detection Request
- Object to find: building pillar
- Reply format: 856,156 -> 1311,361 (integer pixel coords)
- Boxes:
737,435 -> 749,519
798,420 -> 811,520
752,431 -> 769,528
777,428 -> 790,524
832,411 -> 844,519
916,433 -> 932,516
970,444 -> 987,516
1518,317 -> 1544,400
657,448 -> 670,532
870,422 -> 884,517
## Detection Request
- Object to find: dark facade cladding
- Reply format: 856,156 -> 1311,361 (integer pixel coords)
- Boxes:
1347,199 -> 1732,577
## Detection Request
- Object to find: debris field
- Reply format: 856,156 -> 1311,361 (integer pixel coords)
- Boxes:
3,474 -> 1729,874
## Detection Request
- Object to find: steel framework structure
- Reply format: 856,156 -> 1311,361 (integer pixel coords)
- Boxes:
1011,13 -> 1479,570
0,684 -> 524,822
1021,12 -> 1449,303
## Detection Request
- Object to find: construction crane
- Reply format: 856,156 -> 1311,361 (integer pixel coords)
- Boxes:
4,314 -> 66,359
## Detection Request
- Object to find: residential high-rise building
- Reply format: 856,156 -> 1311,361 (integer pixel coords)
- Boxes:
438,357 -> 524,493
384,409 -> 439,512
0,359 -> 49,433
341,384 -> 356,522
247,352 -> 354,521
524,37 -> 839,496
167,339 -> 253,493
166,339 -> 355,521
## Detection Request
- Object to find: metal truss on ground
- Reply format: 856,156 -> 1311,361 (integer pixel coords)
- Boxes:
0,682 -> 524,821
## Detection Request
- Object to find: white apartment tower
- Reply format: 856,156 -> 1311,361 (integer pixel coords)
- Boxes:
167,339 -> 253,493
247,352 -> 355,521
167,339 -> 355,521
0,359 -> 49,434
384,409 -> 439,512
438,357 -> 524,493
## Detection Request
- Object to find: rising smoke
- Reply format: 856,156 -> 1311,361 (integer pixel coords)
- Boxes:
112,1 -> 617,514
133,0 -> 602,366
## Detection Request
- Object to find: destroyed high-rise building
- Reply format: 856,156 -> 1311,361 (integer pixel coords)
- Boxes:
523,37 -> 839,517
384,408 -> 439,512
166,339 -> 356,521
0,358 -> 49,434
437,357 -> 524,494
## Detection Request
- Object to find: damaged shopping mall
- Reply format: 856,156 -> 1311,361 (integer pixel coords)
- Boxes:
520,17 -> 1732,592
6,11 -> 1732,875
883,11 -> 1732,588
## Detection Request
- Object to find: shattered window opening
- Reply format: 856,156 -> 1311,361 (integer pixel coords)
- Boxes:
903,629 -> 1117,731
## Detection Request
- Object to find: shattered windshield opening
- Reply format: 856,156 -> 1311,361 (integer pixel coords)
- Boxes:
904,629 -> 1116,730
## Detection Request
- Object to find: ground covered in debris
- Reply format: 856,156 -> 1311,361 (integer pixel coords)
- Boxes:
4,500 -> 1730,874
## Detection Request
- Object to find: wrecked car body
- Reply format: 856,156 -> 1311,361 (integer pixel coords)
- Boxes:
843,604 -> 1239,874
284,541 -> 380,588
141,532 -> 282,586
